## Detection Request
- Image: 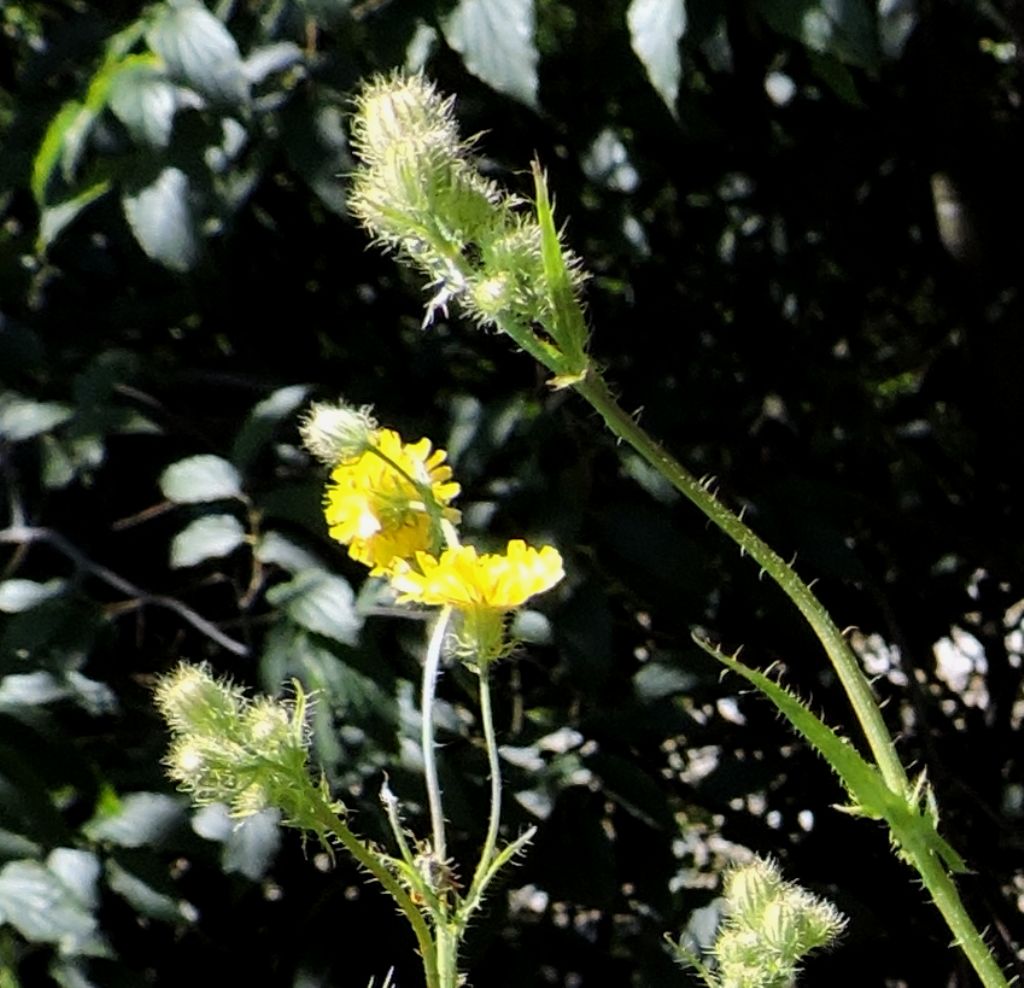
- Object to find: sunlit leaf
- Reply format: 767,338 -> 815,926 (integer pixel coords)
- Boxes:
443,0 -> 539,107
0,579 -> 66,614
85,792 -> 186,849
146,0 -> 250,106
627,0 -> 687,116
170,514 -> 247,568
108,57 -> 178,147
0,392 -> 73,442
122,167 -> 201,271
160,454 -> 242,503
0,859 -> 105,955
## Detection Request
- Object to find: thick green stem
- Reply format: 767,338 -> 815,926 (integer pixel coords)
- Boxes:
308,797 -> 439,988
422,606 -> 453,862
574,371 -> 907,794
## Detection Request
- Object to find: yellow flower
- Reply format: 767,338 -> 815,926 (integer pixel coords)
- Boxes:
391,539 -> 564,612
324,428 -> 460,574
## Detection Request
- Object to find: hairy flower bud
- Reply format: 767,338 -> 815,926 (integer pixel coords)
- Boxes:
300,400 -> 378,466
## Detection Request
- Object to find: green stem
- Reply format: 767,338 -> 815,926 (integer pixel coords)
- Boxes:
435,922 -> 460,988
423,606 -> 453,863
899,829 -> 1009,988
464,659 -> 503,914
573,371 -> 908,796
308,796 -> 440,988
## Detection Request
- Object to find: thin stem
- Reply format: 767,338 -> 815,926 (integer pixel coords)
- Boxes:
465,659 -> 502,912
572,372 -> 909,796
422,605 -> 453,863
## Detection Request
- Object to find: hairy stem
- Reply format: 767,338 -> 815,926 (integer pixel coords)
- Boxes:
573,372 -> 907,793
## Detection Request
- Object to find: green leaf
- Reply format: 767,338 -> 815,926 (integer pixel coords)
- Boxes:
170,514 -> 247,568
160,454 -> 242,503
105,857 -> 187,922
627,0 -> 687,116
221,809 -> 281,880
242,41 -> 304,85
37,181 -> 114,252
443,0 -> 539,108
0,859 -> 104,955
107,57 -> 178,147
85,792 -> 186,848
756,0 -> 880,70
231,383 -> 311,469
122,166 -> 201,272
700,639 -> 891,819
31,100 -> 88,204
146,0 -> 250,107
266,569 -> 362,645
0,392 -> 73,441
0,579 -> 66,614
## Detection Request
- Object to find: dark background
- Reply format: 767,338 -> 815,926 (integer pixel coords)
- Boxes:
1,0 -> 1023,984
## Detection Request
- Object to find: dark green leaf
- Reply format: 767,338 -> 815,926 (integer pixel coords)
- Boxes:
756,0 -> 880,69
105,857 -> 186,922
265,570 -> 361,645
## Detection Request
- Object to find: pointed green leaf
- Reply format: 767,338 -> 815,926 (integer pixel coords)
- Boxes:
700,638 -> 891,819
443,0 -> 539,108
37,181 -> 113,252
160,454 -> 242,503
170,514 -> 246,568
627,0 -> 687,116
122,166 -> 201,272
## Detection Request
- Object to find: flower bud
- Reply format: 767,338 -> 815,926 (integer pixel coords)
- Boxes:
300,400 -> 378,466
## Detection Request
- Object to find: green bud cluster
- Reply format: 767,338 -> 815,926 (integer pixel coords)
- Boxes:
673,856 -> 846,988
349,73 -> 586,341
155,663 -> 320,822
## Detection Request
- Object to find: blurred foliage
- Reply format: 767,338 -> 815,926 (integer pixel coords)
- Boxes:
1,0 -> 1023,984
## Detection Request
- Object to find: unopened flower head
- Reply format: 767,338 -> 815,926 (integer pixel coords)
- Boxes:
352,73 -> 462,167
156,664 -> 317,819
324,427 -> 460,574
300,400 -> 377,465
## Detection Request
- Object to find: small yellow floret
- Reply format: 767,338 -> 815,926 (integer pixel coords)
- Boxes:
391,539 -> 564,612
324,428 -> 460,574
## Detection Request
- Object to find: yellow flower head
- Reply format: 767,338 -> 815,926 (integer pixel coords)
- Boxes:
391,539 -> 564,612
324,428 -> 460,574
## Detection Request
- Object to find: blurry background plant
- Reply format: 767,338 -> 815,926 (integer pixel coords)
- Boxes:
1,0 -> 1023,985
